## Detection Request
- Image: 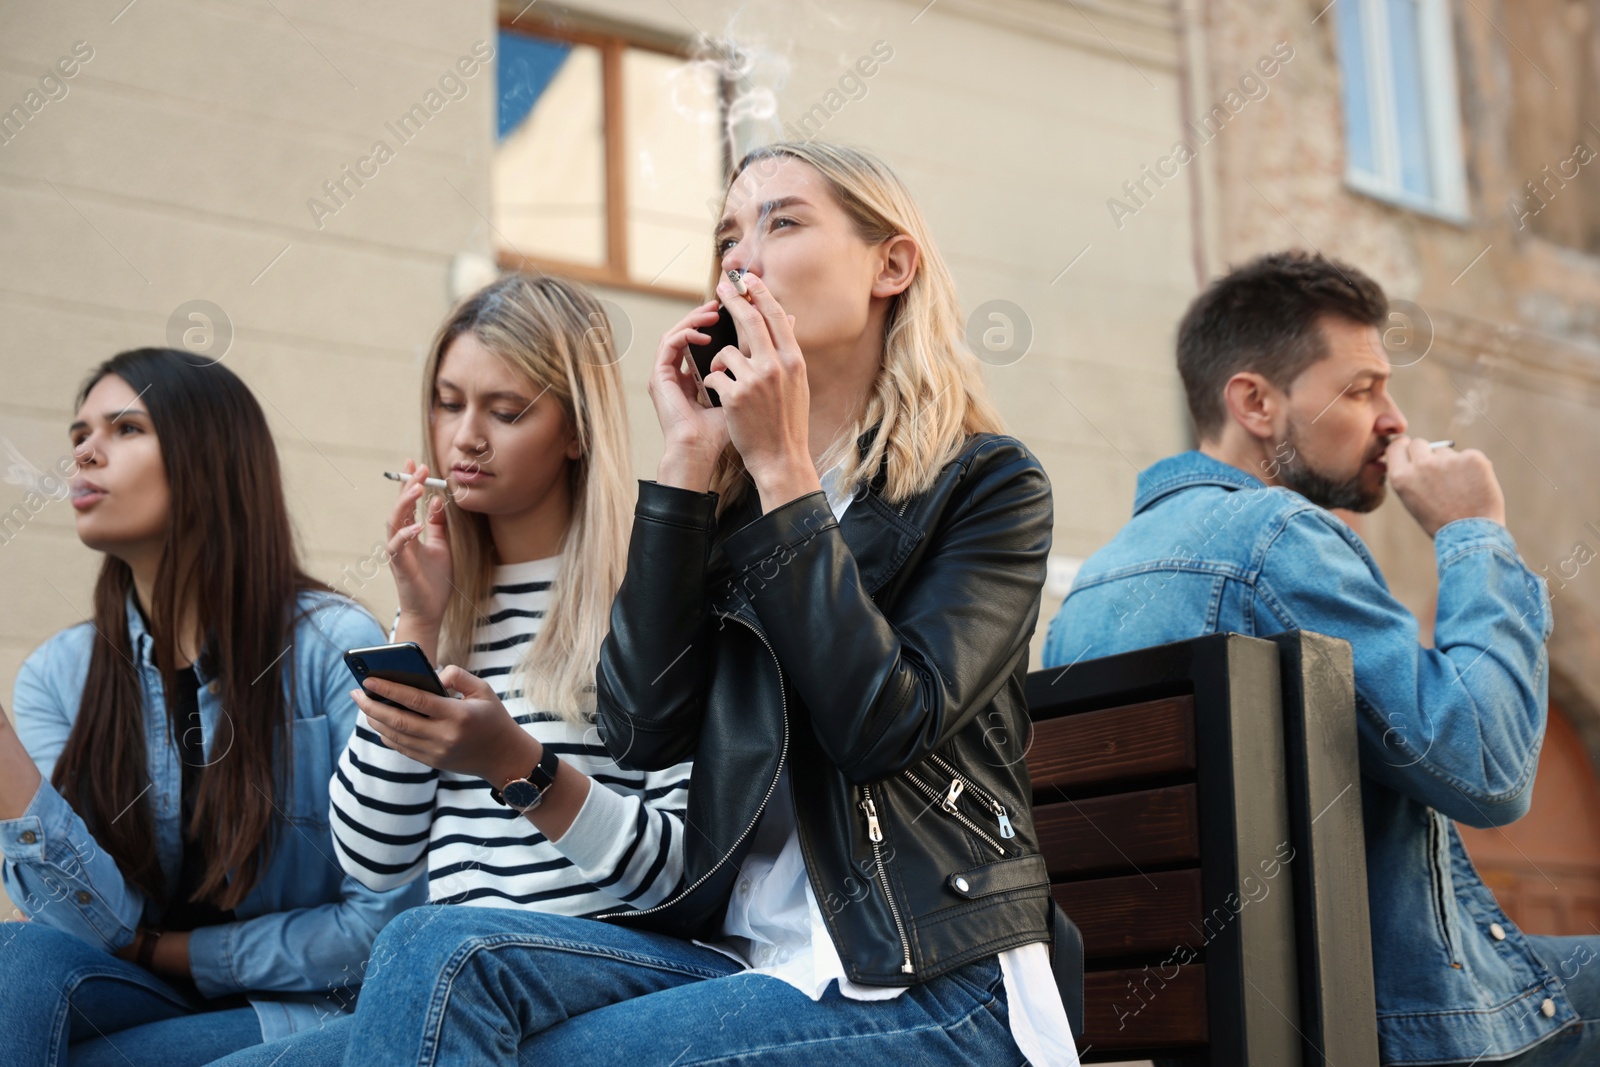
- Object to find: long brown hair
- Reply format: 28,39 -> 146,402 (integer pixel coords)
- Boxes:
53,348 -> 329,910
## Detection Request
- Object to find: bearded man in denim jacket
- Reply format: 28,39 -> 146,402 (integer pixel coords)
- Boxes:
1045,251 -> 1596,1065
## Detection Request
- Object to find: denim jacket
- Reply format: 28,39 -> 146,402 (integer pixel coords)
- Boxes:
2,590 -> 425,1041
1043,451 -> 1563,1065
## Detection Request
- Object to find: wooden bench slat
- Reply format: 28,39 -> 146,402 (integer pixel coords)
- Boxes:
1052,869 -> 1203,958
1082,962 -> 1209,1050
1034,784 -> 1200,879
1027,695 -> 1196,792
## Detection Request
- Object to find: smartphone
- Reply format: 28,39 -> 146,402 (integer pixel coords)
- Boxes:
344,642 -> 448,712
685,304 -> 740,408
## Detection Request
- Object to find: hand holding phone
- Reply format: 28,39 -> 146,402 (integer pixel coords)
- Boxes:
686,305 -> 738,408
684,270 -> 751,408
344,642 -> 448,712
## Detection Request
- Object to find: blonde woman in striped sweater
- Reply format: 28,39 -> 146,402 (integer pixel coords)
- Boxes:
214,275 -> 688,1065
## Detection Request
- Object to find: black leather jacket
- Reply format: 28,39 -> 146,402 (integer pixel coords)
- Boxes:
595,430 -> 1054,986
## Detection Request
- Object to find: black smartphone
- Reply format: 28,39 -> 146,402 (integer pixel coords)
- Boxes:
344,642 -> 448,712
685,303 -> 740,408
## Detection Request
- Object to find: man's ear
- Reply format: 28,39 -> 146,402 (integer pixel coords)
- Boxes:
1220,372 -> 1281,442
870,235 -> 918,299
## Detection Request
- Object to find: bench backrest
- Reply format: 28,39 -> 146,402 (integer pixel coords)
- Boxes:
1022,631 -> 1378,1065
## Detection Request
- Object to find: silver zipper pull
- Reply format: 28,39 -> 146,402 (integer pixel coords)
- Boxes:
942,778 -> 965,813
992,803 -> 1016,839
861,796 -> 883,843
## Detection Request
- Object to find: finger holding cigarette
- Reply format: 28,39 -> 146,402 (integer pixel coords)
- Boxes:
1383,435 -> 1506,536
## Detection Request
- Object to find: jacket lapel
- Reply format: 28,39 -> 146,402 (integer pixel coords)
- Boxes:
838,488 -> 924,596
710,422 -> 926,616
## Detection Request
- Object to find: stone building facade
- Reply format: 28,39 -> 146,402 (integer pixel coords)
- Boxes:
1188,0 -> 1600,931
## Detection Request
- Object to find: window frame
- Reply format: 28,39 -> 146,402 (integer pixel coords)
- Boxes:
1335,0 -> 1471,223
494,16 -> 727,300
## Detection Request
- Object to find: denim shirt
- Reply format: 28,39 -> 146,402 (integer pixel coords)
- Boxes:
1043,451 -> 1563,1065
2,590 -> 426,1041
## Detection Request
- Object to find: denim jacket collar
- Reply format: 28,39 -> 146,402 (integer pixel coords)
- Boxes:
122,593 -> 218,689
1133,450 -> 1265,515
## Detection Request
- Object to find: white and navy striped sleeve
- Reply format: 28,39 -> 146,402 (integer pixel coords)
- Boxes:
546,755 -> 692,912
328,709 -> 439,891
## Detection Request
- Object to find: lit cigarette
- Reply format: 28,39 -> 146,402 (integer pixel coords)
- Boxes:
383,471 -> 449,490
726,269 -> 749,296
1383,435 -> 1456,451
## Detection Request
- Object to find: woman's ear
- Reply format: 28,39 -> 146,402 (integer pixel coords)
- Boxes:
564,423 -> 583,461
871,234 -> 919,299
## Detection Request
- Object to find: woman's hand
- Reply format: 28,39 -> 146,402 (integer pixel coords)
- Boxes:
384,460 -> 453,656
352,665 -> 531,784
114,929 -> 192,976
0,704 -> 42,821
353,668 -> 591,839
648,300 -> 731,491
702,273 -> 820,511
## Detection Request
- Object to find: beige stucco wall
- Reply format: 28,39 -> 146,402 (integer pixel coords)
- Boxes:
1,0 -> 498,695
0,0 -> 502,917
0,0 -> 1196,926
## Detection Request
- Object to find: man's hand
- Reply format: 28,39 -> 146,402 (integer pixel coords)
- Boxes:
1386,436 -> 1506,537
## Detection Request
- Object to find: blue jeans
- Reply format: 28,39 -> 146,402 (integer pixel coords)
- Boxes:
0,921 -> 262,1067
222,905 -> 1026,1067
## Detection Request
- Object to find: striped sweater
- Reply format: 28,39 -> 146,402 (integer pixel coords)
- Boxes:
329,555 -> 690,913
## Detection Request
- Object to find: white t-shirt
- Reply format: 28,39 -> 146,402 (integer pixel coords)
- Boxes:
702,467 -> 1079,1067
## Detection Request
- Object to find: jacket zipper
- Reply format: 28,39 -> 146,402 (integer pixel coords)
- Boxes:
858,786 -> 915,974
901,766 -> 1008,856
595,612 -> 789,922
927,751 -> 1015,839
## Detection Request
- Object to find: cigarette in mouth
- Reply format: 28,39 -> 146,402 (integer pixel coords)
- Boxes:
383,471 -> 449,490
727,269 -> 749,296
1382,435 -> 1455,451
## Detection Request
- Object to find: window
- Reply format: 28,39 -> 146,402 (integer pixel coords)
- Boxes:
1334,0 -> 1468,219
494,22 -> 726,296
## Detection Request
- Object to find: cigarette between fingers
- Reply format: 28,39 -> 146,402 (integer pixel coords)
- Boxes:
1428,439 -> 1454,450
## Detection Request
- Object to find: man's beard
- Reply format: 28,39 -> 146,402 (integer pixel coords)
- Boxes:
1277,425 -> 1387,513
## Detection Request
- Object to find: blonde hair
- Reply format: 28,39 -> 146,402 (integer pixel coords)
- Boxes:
420,274 -> 632,725
708,141 -> 1004,515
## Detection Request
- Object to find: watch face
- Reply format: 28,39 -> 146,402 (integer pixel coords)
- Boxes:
502,779 -> 543,810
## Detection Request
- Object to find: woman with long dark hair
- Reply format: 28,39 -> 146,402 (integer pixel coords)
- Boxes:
0,349 -> 422,1066
324,142 -> 1076,1064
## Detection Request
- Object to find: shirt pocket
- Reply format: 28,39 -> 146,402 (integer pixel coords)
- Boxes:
282,714 -> 332,827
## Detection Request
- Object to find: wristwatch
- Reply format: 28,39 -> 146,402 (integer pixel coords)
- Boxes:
489,744 -> 561,812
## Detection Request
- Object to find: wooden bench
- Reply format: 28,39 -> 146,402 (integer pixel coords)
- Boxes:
1022,632 -> 1379,1065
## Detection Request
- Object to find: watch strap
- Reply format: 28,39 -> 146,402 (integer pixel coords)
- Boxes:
135,927 -> 163,970
489,744 -> 560,807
